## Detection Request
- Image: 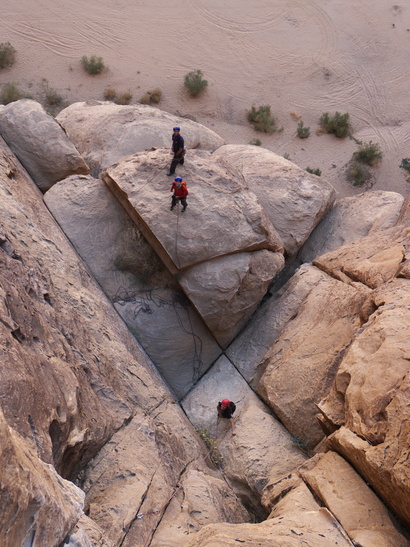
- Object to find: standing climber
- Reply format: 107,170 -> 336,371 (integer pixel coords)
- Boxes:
170,177 -> 188,212
217,398 -> 236,435
167,126 -> 185,176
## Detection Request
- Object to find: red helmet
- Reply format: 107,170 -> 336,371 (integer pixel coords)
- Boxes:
221,399 -> 230,406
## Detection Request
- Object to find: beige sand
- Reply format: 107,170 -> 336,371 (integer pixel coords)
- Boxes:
1,0 -> 410,198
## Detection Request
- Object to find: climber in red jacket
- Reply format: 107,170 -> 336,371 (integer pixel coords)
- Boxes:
170,177 -> 188,212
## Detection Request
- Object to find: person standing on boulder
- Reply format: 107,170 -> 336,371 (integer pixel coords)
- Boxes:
170,177 -> 188,212
217,399 -> 236,435
167,126 -> 185,176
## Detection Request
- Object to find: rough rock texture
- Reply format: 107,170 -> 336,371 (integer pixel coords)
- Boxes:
313,224 -> 410,288
44,175 -> 221,399
0,99 -> 89,191
182,356 -> 307,515
103,148 -> 284,274
212,144 -> 336,255
318,278 -> 410,527
0,407 -> 85,547
300,451 -> 409,547
256,268 -> 370,448
56,101 -> 224,175
63,515 -> 114,547
299,190 -> 404,263
226,264 -> 327,384
179,250 -> 284,347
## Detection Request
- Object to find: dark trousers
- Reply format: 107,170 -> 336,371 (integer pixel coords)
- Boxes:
171,195 -> 187,210
169,152 -> 185,174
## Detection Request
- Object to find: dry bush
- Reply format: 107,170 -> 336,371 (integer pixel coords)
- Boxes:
104,86 -> 117,101
114,92 -> 132,105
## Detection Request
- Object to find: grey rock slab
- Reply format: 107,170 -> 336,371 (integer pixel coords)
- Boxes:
0,99 -> 89,191
300,190 -> 404,263
56,100 -> 224,175
103,148 -> 284,274
212,144 -> 336,256
179,250 -> 285,348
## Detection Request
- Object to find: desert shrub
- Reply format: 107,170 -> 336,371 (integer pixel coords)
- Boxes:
0,83 -> 22,105
319,111 -> 350,138
247,104 -> 278,133
0,42 -> 16,69
400,158 -> 410,172
140,87 -> 162,105
195,425 -> 224,468
103,86 -> 117,101
297,121 -> 310,139
114,92 -> 132,105
81,55 -> 105,75
353,141 -> 382,166
184,69 -> 208,97
347,161 -> 371,186
306,167 -> 321,176
249,138 -> 262,146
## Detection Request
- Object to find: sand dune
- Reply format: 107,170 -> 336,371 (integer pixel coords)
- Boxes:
1,0 -> 409,197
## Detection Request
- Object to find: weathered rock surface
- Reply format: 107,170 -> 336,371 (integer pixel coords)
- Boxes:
300,451 -> 409,546
212,144 -> 336,255
182,356 -> 307,515
179,250 -> 284,347
44,175 -> 221,399
0,99 -> 89,191
0,407 -> 84,547
313,224 -> 410,288
103,148 -> 284,274
64,515 -> 114,547
256,267 -> 370,448
299,190 -> 404,263
319,278 -> 410,527
56,101 -> 224,176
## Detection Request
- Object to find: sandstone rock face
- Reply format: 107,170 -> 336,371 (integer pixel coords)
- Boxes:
179,250 -> 284,347
0,99 -> 89,191
299,190 -> 404,263
256,267 -> 370,448
300,451 -> 409,546
182,356 -> 307,515
212,144 -> 336,255
63,515 -> 114,547
0,408 -> 85,547
103,148 -> 283,274
56,101 -> 224,175
44,175 -> 221,399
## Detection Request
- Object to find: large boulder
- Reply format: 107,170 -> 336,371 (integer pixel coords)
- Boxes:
0,99 -> 89,191
182,356 -> 307,515
255,267 -> 370,448
212,144 -> 336,255
44,175 -> 221,399
103,148 -> 283,274
56,101 -> 225,176
179,250 -> 284,347
299,191 -> 404,263
0,408 -> 84,547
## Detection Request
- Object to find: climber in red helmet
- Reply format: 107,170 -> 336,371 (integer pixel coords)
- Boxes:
217,398 -> 236,435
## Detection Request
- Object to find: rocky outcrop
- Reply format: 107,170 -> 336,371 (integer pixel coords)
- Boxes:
0,99 -> 89,191
0,407 -> 84,547
44,174 -> 221,399
299,190 -> 404,263
212,144 -> 336,255
56,101 -> 224,176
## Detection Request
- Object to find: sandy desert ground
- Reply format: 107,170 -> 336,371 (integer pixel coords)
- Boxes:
1,0 -> 410,198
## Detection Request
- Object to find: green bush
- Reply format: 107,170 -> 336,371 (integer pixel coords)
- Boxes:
297,121 -> 310,139
0,83 -> 22,105
114,92 -> 132,105
249,138 -> 262,146
247,104 -> 278,133
103,86 -> 117,101
320,111 -> 350,138
347,161 -> 371,186
353,141 -> 382,166
0,42 -> 16,69
140,87 -> 162,105
306,167 -> 322,176
184,69 -> 208,97
81,55 -> 105,75
195,425 -> 224,468
400,158 -> 410,172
